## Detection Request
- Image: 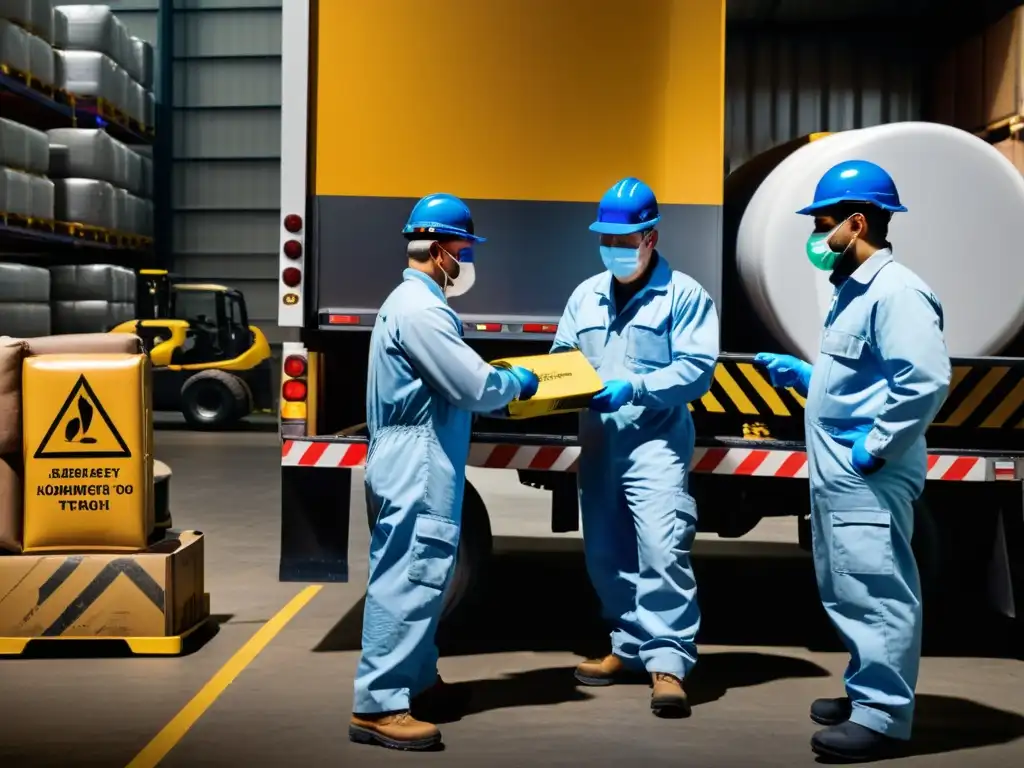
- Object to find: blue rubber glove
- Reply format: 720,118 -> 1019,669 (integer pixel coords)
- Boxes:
508,365 -> 539,400
851,436 -> 885,476
753,352 -> 813,397
590,380 -> 634,413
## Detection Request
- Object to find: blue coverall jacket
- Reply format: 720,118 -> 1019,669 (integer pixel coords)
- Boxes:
551,254 -> 720,678
806,248 -> 951,739
353,268 -> 522,715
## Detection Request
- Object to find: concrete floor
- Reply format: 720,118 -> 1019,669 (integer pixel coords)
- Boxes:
1,426 -> 1023,767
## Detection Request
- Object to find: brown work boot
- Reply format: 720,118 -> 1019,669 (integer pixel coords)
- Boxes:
574,654 -> 638,686
349,711 -> 441,751
651,673 -> 691,718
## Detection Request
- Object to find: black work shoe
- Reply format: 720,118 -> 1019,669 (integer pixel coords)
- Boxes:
411,676 -> 470,723
810,696 -> 853,726
811,721 -> 904,763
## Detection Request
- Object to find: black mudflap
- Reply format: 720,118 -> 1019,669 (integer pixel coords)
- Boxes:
280,464 -> 352,582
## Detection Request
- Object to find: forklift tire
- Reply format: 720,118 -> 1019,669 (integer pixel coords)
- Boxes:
365,478 -> 492,623
181,370 -> 249,430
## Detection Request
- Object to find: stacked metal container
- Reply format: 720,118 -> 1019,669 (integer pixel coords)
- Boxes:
0,2 -> 58,338
47,263 -> 135,334
0,2 -> 57,225
0,262 -> 51,337
54,4 -> 155,131
47,128 -> 153,235
0,1 -> 56,91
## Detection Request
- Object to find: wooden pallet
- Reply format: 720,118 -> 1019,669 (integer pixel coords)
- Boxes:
1,211 -> 56,232
0,63 -> 51,99
64,220 -> 117,244
28,75 -> 55,99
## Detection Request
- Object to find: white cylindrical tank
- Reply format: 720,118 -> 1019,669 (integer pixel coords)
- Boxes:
736,122 -> 1024,360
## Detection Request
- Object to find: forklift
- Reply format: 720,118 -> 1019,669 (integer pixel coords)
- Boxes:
109,269 -> 274,429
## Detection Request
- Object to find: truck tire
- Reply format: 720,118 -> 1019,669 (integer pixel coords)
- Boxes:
442,480 -> 492,622
364,478 -> 493,623
181,370 -> 249,430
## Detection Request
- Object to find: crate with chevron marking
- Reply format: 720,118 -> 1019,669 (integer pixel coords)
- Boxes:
0,530 -> 206,647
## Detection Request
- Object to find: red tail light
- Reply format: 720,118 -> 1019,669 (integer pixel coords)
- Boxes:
282,379 -> 307,401
283,355 -> 307,378
283,214 -> 302,233
282,267 -> 302,287
283,239 -> 302,259
523,323 -> 558,333
328,314 -> 359,325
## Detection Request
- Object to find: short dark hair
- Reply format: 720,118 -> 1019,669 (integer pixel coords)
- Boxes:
825,203 -> 891,245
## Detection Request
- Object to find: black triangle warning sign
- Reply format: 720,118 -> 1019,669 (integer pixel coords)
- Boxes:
34,375 -> 132,460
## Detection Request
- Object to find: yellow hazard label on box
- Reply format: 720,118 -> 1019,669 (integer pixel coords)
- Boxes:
490,349 -> 604,420
22,354 -> 154,553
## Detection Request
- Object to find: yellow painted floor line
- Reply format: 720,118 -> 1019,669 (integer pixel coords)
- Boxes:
126,585 -> 323,768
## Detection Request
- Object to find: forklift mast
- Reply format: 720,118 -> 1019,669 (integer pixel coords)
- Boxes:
138,269 -> 173,321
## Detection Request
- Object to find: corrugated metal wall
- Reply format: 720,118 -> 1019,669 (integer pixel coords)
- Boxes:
725,29 -> 926,172
170,0 -> 286,345
78,0 -> 288,348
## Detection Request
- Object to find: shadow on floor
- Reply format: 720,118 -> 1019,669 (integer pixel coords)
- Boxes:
428,652 -> 829,724
812,694 -> 1024,763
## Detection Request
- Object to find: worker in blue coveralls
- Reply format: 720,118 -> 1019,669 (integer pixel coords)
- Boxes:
552,177 -> 720,718
349,193 -> 539,752
756,160 -> 951,763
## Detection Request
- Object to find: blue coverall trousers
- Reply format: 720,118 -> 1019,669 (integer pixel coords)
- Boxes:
353,426 -> 464,714
809,425 -> 924,740
578,427 -> 701,680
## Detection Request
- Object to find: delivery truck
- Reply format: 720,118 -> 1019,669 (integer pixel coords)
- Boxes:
276,0 -> 1024,632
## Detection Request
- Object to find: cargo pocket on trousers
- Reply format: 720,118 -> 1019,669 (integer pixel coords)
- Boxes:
830,508 -> 894,576
408,513 -> 461,591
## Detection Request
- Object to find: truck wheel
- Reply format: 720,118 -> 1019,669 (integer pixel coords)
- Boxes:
364,478 -> 493,623
441,480 -> 492,622
181,370 -> 249,430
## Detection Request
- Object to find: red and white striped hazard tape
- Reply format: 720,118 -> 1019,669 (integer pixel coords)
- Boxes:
281,440 -> 1017,482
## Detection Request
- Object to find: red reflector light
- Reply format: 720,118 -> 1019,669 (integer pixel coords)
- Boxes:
523,323 -> 557,333
283,239 -> 302,259
283,354 -> 307,378
282,379 -> 307,401
474,323 -> 501,332
328,314 -> 360,325
282,267 -> 302,287
283,214 -> 302,233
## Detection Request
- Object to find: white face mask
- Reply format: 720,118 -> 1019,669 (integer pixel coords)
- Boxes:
437,244 -> 476,298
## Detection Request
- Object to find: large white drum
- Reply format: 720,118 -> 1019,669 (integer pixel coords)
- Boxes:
736,122 -> 1024,360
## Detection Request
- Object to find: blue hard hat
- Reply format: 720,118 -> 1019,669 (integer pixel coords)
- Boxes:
796,160 -> 908,215
590,177 -> 662,235
402,193 -> 486,243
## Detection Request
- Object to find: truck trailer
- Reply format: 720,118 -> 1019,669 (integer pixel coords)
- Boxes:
276,0 -> 1024,633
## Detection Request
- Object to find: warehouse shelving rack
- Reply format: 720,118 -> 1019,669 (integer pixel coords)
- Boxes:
0,2 -> 171,267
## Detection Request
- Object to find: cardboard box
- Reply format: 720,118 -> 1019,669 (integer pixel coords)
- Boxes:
490,349 -> 603,419
0,530 -> 206,639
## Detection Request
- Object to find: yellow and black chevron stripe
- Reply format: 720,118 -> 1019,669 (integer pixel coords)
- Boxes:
689,357 -> 1024,449
689,359 -> 806,418
932,362 -> 1024,431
